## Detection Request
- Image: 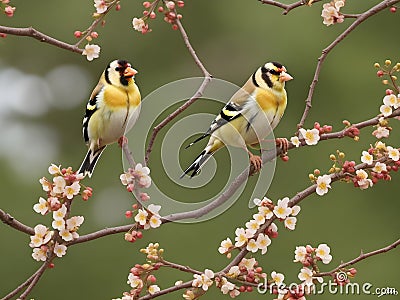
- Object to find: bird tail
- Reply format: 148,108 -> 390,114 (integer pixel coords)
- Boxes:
185,133 -> 209,149
180,145 -> 215,178
78,146 -> 106,178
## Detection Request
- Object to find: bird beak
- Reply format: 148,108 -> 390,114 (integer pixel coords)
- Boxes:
279,72 -> 293,82
123,67 -> 138,78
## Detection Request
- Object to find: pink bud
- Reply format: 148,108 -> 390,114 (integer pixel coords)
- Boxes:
0,33 -> 7,38
149,12 -> 156,19
390,6 -> 396,13
158,6 -> 164,12
177,1 -> 185,7
281,155 -> 289,162
90,31 -> 99,38
74,31 -> 82,38
166,1 -> 175,10
127,183 -> 135,192
147,274 -> 157,283
349,268 -> 357,275
140,192 -> 150,201
314,122 -> 321,130
4,6 -> 15,17
136,231 -> 143,239
386,89 -> 394,95
377,70 -> 384,77
125,210 -> 133,218
143,1 -> 151,8
172,24 -> 178,30
115,4 -> 121,10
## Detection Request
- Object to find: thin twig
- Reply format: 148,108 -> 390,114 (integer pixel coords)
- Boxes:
258,0 -> 323,15
160,259 -> 202,275
138,281 -> 193,300
317,239 -> 400,277
0,209 -> 34,235
144,16 -> 212,164
1,259 -> 52,300
74,0 -> 119,47
0,26 -> 83,54
298,0 -> 400,128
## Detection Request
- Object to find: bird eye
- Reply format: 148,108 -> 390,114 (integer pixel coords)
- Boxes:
269,69 -> 280,76
115,67 -> 121,71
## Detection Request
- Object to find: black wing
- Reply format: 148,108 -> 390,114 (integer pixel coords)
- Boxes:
185,101 -> 244,148
82,92 -> 101,144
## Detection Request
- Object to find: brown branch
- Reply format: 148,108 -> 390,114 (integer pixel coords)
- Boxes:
317,239 -> 400,277
1,258 -> 53,300
17,259 -> 53,300
220,153 -> 397,274
160,259 -> 202,275
138,281 -> 193,300
298,0 -> 400,128
0,209 -> 34,235
74,0 -> 119,47
0,26 -> 83,54
68,224 -> 132,245
258,0 -> 323,15
144,16 -> 212,164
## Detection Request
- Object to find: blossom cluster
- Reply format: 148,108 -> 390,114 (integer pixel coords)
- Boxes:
218,197 -> 300,259
121,163 -> 160,241
321,0 -> 345,26
185,257 -> 267,299
132,0 -> 185,34
30,164 -> 90,261
77,0 -> 123,61
326,142 -> 399,190
113,243 -> 164,299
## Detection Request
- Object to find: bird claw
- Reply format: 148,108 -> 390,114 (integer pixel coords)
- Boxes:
275,138 -> 289,156
249,155 -> 263,174
118,136 -> 128,148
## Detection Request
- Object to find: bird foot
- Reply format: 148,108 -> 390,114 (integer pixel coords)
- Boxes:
118,136 -> 128,148
275,138 -> 289,156
249,155 -> 263,174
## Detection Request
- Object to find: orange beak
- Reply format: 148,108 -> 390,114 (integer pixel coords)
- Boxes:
123,67 -> 138,78
279,71 -> 293,82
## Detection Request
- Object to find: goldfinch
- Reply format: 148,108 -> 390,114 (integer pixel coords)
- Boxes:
181,61 -> 293,178
78,59 -> 141,177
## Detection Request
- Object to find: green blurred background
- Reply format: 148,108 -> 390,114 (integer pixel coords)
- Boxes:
1,0 -> 399,299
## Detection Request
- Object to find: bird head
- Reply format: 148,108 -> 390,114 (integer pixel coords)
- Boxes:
105,59 -> 138,87
256,61 -> 293,91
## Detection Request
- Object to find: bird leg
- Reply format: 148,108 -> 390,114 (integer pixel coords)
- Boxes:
244,148 -> 262,173
275,138 -> 289,156
118,136 -> 128,148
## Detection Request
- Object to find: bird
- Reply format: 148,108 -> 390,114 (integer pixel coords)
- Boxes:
78,59 -> 141,177
181,61 -> 293,178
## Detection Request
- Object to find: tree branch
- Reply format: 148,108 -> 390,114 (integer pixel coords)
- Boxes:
1,258 -> 53,300
317,239 -> 400,277
0,209 -> 34,235
144,16 -> 212,164
0,26 -> 83,54
258,0 -> 323,15
298,0 -> 400,128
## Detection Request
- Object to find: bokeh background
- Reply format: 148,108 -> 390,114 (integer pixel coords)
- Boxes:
1,0 -> 399,299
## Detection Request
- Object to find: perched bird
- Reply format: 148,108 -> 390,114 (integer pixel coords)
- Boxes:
181,61 -> 293,178
78,59 -> 141,177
